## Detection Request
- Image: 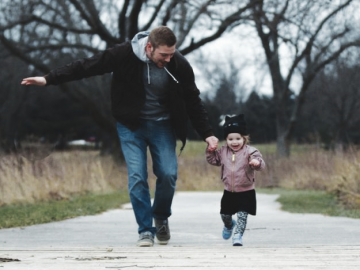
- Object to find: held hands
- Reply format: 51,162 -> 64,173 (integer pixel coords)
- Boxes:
206,136 -> 219,152
21,77 -> 46,86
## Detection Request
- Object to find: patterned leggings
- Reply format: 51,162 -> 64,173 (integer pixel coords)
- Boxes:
221,211 -> 248,235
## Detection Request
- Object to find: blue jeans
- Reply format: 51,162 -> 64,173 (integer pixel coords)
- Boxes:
116,120 -> 177,234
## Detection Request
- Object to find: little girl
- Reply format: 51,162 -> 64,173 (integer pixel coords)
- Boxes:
206,114 -> 265,246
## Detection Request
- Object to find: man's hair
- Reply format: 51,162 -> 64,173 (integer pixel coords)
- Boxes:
148,26 -> 177,48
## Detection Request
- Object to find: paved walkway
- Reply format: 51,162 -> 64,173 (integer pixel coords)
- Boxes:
1,192 -> 360,269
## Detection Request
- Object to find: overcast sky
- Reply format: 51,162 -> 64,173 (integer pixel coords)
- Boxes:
187,30 -> 273,99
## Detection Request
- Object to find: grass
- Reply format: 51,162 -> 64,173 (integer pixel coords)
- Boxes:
1,141 -> 360,229
0,151 -> 127,205
0,191 -> 129,229
259,188 -> 360,219
2,187 -> 358,230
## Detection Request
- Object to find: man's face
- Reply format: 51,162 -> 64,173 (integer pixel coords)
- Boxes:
226,133 -> 244,152
147,43 -> 176,68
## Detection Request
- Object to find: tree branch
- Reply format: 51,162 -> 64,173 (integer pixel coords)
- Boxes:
251,0 -> 272,61
180,1 -> 256,55
271,0 -> 289,27
289,40 -> 360,138
0,17 -> 33,31
176,0 -> 214,47
68,0 -> 96,29
285,0 -> 353,87
128,0 -> 143,38
24,44 -> 100,54
161,0 -> 178,26
0,32 -> 50,73
118,0 -> 130,41
313,40 -> 360,75
1,31 -> 116,139
313,28 -> 350,64
80,0 -> 119,46
141,0 -> 167,31
31,15 -> 95,34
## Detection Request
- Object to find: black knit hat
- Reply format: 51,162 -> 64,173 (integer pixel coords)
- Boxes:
223,114 -> 248,139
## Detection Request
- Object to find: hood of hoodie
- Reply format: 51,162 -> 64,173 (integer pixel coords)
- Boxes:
131,31 -> 150,63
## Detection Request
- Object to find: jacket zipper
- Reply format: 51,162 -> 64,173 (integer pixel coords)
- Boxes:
231,151 -> 235,192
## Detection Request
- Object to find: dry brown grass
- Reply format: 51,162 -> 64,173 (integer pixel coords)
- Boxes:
177,155 -> 222,191
1,142 -> 360,209
174,142 -> 360,209
261,146 -> 360,209
0,151 -> 127,206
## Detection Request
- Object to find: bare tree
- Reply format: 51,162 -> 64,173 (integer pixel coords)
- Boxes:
315,57 -> 360,148
0,0 -> 256,155
249,0 -> 360,156
0,48 -> 29,154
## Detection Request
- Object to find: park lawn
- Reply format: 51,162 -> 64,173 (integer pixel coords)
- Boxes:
1,188 -> 359,229
0,191 -> 129,229
259,188 -> 360,219
1,141 -> 359,229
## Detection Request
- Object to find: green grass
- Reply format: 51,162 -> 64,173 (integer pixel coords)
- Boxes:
180,140 -> 317,157
0,191 -> 129,229
1,188 -> 358,230
259,188 -> 360,219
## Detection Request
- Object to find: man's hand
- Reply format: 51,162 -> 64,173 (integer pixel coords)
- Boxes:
205,136 -> 219,152
21,77 -> 46,86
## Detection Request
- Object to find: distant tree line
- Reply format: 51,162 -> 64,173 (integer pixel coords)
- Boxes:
190,56 -> 360,150
1,0 -> 360,157
1,41 -> 360,154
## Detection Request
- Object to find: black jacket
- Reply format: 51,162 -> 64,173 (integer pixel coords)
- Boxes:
45,41 -> 214,149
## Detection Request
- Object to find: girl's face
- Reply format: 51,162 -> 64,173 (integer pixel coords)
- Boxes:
226,133 -> 244,152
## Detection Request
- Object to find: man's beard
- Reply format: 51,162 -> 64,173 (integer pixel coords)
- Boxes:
150,51 -> 165,68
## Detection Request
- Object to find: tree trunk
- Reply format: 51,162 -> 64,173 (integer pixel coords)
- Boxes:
276,131 -> 290,157
99,127 -> 124,164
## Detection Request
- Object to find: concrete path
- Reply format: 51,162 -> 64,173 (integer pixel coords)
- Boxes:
1,191 -> 360,269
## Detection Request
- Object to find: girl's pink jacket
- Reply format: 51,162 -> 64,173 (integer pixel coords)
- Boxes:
206,145 -> 265,192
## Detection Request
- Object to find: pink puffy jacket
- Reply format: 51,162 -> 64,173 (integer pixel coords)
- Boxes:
206,145 -> 265,192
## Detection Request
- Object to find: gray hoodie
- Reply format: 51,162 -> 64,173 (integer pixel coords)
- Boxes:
131,31 -> 172,120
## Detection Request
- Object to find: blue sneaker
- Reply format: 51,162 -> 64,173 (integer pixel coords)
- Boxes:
222,220 -> 236,240
232,233 -> 243,246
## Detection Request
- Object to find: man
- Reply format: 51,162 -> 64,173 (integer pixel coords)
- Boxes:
22,26 -> 219,247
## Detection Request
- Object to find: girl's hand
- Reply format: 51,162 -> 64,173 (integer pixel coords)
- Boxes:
249,159 -> 260,168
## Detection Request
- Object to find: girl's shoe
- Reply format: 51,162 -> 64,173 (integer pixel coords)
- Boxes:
232,233 -> 243,246
222,220 -> 236,240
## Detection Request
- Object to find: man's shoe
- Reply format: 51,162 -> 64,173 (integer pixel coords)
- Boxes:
222,220 -> 236,240
232,233 -> 243,246
137,231 -> 154,247
155,219 -> 170,245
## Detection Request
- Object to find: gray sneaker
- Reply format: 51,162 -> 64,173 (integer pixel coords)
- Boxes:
155,219 -> 170,245
137,231 -> 154,247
